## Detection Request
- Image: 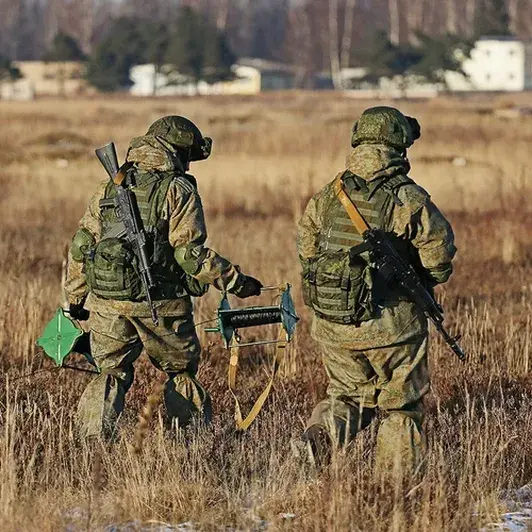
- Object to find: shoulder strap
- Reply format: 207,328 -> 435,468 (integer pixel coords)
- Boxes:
333,176 -> 370,235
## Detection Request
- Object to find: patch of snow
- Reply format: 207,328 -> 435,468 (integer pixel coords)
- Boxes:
481,484 -> 532,531
279,513 -> 297,519
452,157 -> 468,167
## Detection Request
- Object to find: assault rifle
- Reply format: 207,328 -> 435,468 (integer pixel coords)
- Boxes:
95,142 -> 159,326
349,228 -> 466,361
334,176 -> 465,362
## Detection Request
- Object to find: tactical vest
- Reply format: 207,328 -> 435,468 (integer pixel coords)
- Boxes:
302,170 -> 412,324
85,168 -> 187,301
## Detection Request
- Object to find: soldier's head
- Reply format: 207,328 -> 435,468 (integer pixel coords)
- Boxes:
146,116 -> 212,169
351,107 -> 420,153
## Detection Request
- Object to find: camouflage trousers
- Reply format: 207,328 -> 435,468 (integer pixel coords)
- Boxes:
77,311 -> 211,439
308,334 -> 430,474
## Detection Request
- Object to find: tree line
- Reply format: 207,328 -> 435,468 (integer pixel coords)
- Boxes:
0,0 -> 524,90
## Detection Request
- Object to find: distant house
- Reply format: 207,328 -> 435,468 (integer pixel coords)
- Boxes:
130,64 -> 186,96
0,79 -> 35,100
446,36 -> 532,92
129,58 -> 296,96
233,58 -> 296,92
315,68 -> 369,90
14,61 -> 88,96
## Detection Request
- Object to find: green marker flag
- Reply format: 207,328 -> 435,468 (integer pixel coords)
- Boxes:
37,308 -> 84,367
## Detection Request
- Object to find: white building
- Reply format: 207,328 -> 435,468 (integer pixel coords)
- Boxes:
129,59 -> 296,96
446,36 -> 532,92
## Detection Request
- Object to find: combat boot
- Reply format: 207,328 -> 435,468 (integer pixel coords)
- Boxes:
301,425 -> 333,471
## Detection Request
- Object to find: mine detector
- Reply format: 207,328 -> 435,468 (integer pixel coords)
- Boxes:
37,142 -> 300,430
37,286 -> 299,430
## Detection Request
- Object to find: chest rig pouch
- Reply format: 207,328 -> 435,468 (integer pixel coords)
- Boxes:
302,170 -> 412,325
84,169 -> 207,301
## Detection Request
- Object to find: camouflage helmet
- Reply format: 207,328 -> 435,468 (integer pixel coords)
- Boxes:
147,116 -> 212,162
351,107 -> 421,150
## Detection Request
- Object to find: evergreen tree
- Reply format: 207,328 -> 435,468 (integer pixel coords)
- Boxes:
43,32 -> 85,96
409,34 -> 473,85
44,32 -> 85,62
476,0 -> 511,37
362,32 -> 472,89
360,32 -> 422,83
202,28 -> 236,83
142,21 -> 171,95
86,18 -> 145,92
165,6 -> 235,84
0,56 -> 22,81
165,7 -> 204,81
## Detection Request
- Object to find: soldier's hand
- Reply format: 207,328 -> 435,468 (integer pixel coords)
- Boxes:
69,304 -> 90,321
231,275 -> 263,299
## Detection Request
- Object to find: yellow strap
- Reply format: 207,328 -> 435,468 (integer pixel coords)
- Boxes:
228,327 -> 287,431
333,175 -> 371,235
113,162 -> 133,186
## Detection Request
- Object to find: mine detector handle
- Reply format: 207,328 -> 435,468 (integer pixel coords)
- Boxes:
95,143 -> 158,326
352,228 -> 466,362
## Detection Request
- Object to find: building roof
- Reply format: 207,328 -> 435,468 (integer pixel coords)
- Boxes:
236,58 -> 296,74
478,35 -> 521,42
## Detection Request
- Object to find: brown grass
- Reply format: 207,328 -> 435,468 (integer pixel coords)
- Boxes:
1,92 -> 532,530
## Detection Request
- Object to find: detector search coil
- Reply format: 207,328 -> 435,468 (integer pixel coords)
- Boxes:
205,284 -> 299,348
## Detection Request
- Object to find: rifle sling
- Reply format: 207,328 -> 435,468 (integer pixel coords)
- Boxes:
113,162 -> 133,186
333,175 -> 371,235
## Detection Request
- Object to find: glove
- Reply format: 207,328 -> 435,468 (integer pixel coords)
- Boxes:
230,274 -> 263,299
69,304 -> 90,321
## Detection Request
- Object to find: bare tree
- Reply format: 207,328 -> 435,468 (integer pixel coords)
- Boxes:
465,0 -> 477,37
215,0 -> 230,30
509,0 -> 518,35
341,0 -> 357,69
0,0 -> 22,59
446,0 -> 457,34
406,0 -> 425,43
288,6 -> 314,87
328,0 -> 342,88
45,0 -> 59,49
79,0 -> 95,54
388,0 -> 400,44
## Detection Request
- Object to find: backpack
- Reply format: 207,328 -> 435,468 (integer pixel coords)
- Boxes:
301,170 -> 412,325
84,169 -> 207,301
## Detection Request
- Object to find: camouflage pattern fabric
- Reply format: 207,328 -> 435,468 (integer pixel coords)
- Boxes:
145,116 -> 213,162
64,135 -> 241,314
77,311 -> 210,438
308,335 -> 428,473
297,134 -> 456,475
351,106 -> 421,151
65,130 -> 241,438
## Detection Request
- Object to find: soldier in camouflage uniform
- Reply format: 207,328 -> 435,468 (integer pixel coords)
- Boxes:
65,116 -> 263,439
297,107 -> 456,474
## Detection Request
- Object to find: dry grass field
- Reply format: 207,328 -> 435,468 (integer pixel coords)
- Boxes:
1,92 -> 532,531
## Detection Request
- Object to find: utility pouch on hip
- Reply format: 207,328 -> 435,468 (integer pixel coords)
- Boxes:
302,249 -> 374,324
85,237 -> 143,301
